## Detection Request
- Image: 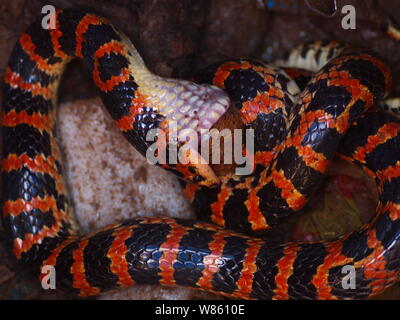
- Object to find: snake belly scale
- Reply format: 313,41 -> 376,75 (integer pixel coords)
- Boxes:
1,8 -> 400,299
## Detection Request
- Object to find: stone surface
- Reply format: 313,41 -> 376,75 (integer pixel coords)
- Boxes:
58,98 -> 195,233
1,0 -> 400,300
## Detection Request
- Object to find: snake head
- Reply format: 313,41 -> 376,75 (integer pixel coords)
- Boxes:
145,77 -> 232,187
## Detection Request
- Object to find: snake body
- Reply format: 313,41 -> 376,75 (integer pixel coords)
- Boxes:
2,8 -> 400,299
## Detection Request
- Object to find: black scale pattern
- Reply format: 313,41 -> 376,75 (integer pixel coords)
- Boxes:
3,7 -> 400,299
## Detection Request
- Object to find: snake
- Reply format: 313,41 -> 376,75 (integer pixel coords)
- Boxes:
2,8 -> 400,300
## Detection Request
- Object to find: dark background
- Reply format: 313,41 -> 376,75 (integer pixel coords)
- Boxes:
0,0 -> 399,299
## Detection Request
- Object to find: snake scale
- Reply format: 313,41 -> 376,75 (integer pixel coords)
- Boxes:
2,8 -> 400,299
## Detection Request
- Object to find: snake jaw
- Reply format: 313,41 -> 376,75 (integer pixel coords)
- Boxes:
142,77 -> 231,186
154,78 -> 231,138
151,77 -> 232,155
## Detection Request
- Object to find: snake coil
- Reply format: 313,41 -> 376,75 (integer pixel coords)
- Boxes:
2,8 -> 400,299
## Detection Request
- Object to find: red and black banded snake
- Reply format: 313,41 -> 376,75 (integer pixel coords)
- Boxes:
2,8 -> 400,299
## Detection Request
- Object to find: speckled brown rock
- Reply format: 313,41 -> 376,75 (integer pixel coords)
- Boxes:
58,98 -> 194,232
58,97 -> 221,300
